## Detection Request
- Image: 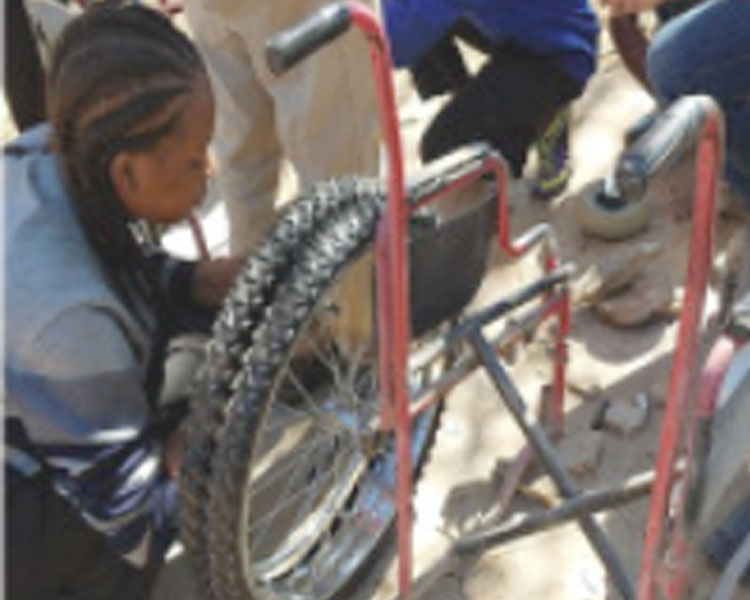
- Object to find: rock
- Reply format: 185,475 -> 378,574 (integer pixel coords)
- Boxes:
649,377 -> 670,407
566,365 -> 603,399
590,398 -> 611,431
572,241 -> 663,306
566,345 -> 603,399
559,431 -> 604,475
520,475 -> 558,507
594,273 -> 673,328
604,393 -> 650,435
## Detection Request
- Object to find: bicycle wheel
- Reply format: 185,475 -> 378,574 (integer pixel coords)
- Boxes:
205,191 -> 445,600
178,178 -> 385,596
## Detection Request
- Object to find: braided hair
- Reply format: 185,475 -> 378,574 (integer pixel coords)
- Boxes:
46,2 -> 206,297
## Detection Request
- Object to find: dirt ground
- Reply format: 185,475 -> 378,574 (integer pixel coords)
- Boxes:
5,8 -> 750,600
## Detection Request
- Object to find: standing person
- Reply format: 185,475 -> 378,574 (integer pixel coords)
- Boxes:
5,0 -> 46,131
182,0 -> 381,256
4,5 -> 241,599
382,0 -> 600,200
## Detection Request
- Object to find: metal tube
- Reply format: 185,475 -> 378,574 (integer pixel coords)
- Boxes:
349,5 -> 413,593
470,331 -> 635,599
457,470 -> 657,552
637,100 -> 724,600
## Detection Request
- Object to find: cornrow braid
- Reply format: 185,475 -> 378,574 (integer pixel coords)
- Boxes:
46,2 -> 205,300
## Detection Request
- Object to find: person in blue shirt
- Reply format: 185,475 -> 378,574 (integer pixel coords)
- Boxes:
4,4 -> 241,599
383,0 -> 600,200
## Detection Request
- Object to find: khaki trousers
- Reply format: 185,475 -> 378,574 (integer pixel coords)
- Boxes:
184,0 -> 381,256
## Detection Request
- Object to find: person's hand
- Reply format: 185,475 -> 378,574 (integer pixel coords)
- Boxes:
602,0 -> 669,16
190,256 -> 244,307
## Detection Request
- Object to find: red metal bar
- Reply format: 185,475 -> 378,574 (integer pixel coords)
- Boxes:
409,153 -> 503,214
637,109 -> 724,600
551,284 -> 570,438
540,245 -> 569,439
489,158 -> 537,258
349,6 -> 565,595
409,166 -> 486,213
658,334 -> 737,599
349,4 -> 413,594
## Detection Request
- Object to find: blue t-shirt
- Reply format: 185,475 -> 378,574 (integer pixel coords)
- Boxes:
383,0 -> 599,83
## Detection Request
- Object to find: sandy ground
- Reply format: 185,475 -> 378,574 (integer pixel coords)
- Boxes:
6,7 -> 750,600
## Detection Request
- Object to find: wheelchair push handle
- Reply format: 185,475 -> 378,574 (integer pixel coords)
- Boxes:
616,95 -> 718,202
266,4 -> 351,75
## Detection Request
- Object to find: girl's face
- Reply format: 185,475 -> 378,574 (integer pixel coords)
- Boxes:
112,74 -> 215,224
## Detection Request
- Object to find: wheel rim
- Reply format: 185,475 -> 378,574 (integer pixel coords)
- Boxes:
238,258 -> 440,600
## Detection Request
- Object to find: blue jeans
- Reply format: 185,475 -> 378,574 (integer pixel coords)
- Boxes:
647,0 -> 750,201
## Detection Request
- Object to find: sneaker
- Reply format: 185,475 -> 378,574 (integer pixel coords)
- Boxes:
532,107 -> 572,201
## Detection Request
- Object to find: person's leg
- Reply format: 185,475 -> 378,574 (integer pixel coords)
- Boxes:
183,2 -> 284,256
248,0 -> 381,188
409,33 -> 469,101
6,472 -> 160,600
5,0 -> 46,131
239,0 -> 381,350
420,44 -> 581,177
7,471 -> 53,599
647,0 -> 750,201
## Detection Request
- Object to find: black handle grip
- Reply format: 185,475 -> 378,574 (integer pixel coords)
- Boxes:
266,4 -> 351,75
616,95 -> 716,202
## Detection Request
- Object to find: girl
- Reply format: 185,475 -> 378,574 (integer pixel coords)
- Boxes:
4,4 -> 241,598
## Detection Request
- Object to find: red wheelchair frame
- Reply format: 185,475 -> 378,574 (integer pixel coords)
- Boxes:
267,4 -> 738,599
51,0 -> 734,596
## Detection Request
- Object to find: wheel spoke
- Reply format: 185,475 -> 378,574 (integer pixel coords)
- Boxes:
248,429 -> 341,501
250,438 -> 313,555
284,365 -> 330,420
248,446 -> 365,576
305,328 -> 344,388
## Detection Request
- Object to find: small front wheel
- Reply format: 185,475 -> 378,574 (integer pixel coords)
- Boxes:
575,185 -> 651,241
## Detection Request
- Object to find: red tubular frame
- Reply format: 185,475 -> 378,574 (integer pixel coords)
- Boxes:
348,5 -> 414,590
348,5 -> 567,595
636,105 -> 725,600
659,334 -> 737,600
